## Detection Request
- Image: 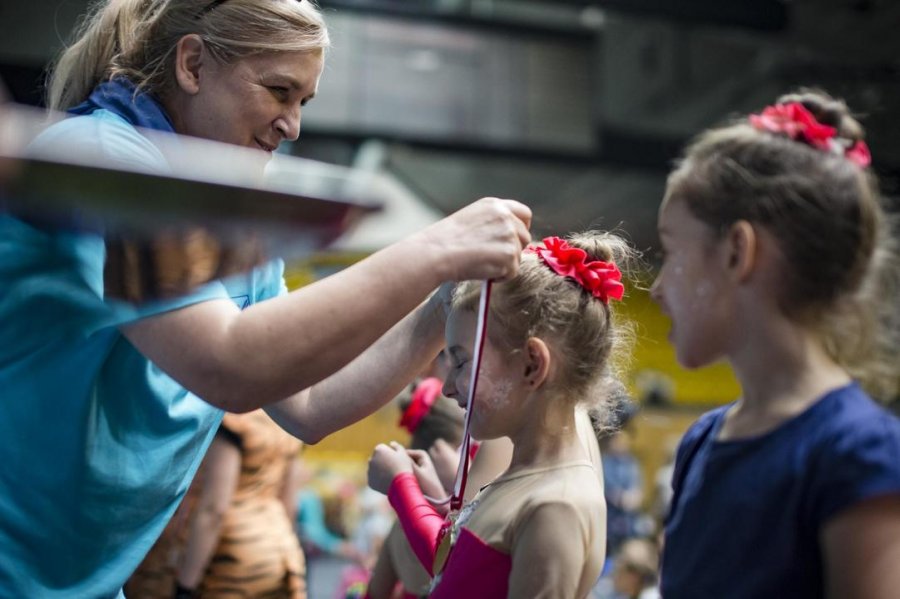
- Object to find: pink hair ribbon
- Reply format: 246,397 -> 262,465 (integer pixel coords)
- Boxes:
528,236 -> 624,303
748,102 -> 871,168
399,377 -> 443,434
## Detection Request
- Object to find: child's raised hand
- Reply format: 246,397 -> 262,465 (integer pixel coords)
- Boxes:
367,442 -> 414,495
407,449 -> 447,499
429,438 -> 461,493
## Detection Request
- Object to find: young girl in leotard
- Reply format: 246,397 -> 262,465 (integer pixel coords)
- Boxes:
368,231 -> 635,598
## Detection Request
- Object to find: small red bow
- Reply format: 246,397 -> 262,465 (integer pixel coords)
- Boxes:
528,236 -> 624,303
399,377 -> 443,434
748,102 -> 871,168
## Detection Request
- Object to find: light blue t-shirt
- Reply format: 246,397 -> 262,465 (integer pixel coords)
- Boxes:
0,111 -> 287,597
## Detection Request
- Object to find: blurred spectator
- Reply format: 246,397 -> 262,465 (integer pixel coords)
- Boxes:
297,484 -> 363,563
651,438 -> 679,523
602,430 -> 644,555
336,487 -> 393,599
633,370 -> 675,409
353,487 -> 394,563
592,537 -> 660,599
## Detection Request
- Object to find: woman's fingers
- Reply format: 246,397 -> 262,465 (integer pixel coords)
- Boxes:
424,197 -> 532,282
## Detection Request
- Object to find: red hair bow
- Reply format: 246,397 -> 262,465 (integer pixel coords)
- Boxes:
528,236 -> 624,303
399,377 -> 443,434
748,102 -> 871,168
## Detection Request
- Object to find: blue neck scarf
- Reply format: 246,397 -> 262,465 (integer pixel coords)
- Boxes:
68,77 -> 176,133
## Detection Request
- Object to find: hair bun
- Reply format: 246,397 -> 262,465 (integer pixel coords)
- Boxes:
777,89 -> 865,144
565,230 -> 636,271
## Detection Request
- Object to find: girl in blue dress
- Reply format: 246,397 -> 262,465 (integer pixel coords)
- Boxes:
653,90 -> 900,598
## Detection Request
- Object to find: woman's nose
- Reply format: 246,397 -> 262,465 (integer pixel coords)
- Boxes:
274,105 -> 301,141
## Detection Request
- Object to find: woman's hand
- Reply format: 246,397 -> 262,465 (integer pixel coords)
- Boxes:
414,197 -> 532,283
367,442 -> 414,495
429,438 -> 461,493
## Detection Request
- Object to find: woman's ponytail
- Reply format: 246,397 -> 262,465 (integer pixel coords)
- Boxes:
47,0 -> 151,110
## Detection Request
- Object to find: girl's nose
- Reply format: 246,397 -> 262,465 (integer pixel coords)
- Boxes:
442,378 -> 456,399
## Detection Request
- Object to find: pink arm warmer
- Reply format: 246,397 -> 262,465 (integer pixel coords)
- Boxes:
387,472 -> 447,575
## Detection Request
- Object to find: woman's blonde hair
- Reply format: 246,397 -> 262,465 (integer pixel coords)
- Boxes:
47,0 -> 330,111
453,231 -> 637,420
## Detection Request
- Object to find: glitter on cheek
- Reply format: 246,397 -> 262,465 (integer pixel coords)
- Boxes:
471,375 -> 514,437
663,260 -> 687,316
694,281 -> 713,298
481,378 -> 513,411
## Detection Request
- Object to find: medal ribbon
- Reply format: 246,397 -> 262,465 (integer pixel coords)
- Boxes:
450,280 -> 492,512
433,280 -> 492,575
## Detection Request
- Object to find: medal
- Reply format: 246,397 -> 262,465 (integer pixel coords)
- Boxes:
433,516 -> 455,574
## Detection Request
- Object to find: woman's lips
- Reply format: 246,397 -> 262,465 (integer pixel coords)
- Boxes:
254,138 -> 276,153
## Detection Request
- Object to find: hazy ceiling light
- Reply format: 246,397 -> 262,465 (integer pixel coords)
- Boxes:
407,49 -> 442,72
580,6 -> 607,29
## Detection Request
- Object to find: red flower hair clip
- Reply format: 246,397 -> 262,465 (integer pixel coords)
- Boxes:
527,236 -> 624,303
399,377 -> 443,434
748,102 -> 871,168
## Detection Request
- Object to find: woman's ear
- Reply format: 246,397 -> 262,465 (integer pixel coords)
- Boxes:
523,337 -> 551,389
173,34 -> 206,95
724,219 -> 757,282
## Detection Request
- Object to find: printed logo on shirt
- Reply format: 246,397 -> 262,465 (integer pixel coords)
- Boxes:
231,295 -> 251,310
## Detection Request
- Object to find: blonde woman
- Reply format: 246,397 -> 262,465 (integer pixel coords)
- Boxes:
0,1 -> 531,596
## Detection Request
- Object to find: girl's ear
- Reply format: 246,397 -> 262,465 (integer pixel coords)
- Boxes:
173,34 -> 207,95
523,337 -> 552,388
724,219 -> 757,282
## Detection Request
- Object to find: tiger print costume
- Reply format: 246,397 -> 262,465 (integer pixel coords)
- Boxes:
126,410 -> 305,598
